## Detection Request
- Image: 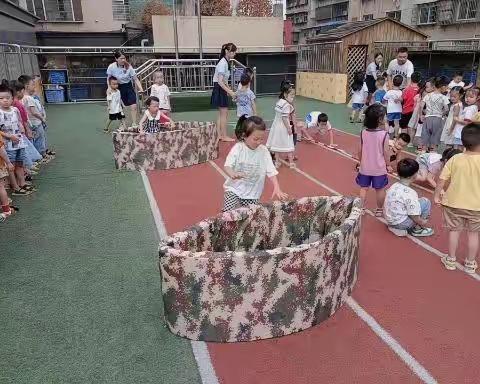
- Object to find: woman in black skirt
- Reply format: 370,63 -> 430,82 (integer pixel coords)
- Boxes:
211,43 -> 237,142
365,52 -> 384,104
106,50 -> 144,126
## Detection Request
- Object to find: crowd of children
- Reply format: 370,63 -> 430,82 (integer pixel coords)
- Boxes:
0,75 -> 55,222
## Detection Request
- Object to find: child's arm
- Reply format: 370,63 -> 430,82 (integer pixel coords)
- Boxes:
160,111 -> 173,125
138,113 -> 147,132
251,99 -> 257,116
426,172 -> 437,189
268,175 -> 288,201
28,106 -> 44,123
224,166 -> 245,180
328,129 -> 335,147
449,105 -> 460,133
408,214 -> 429,227
383,136 -> 393,173
282,116 -> 292,135
434,179 -> 446,205
0,130 -> 19,143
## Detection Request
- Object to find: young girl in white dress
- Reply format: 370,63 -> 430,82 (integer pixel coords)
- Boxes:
440,87 -> 463,148
266,81 -> 295,168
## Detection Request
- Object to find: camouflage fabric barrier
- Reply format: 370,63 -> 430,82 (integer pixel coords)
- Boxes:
159,196 -> 362,342
112,121 -> 218,171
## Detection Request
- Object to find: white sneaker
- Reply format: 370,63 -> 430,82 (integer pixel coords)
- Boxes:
388,227 -> 407,237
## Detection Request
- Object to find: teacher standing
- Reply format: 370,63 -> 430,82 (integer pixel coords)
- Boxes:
107,50 -> 144,127
365,52 -> 384,99
211,43 -> 237,142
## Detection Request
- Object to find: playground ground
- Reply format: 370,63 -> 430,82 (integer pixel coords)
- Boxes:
1,96 -> 479,384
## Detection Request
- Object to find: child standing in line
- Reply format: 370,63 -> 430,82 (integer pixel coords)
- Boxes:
435,123 -> 480,274
223,115 -> 287,212
441,87 -> 464,148
372,77 -> 386,105
416,148 -> 461,189
297,111 -> 336,147
447,71 -> 473,94
150,71 -> 171,116
235,73 -> 256,120
420,76 -> 450,152
139,96 -> 173,134
452,88 -> 479,150
383,75 -> 403,138
0,135 -> 15,221
401,72 -> 421,139
384,158 -> 434,237
266,81 -> 295,168
356,104 -> 393,216
350,73 -> 368,123
105,76 -> 126,133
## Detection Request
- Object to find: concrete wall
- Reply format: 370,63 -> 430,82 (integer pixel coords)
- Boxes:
152,16 -> 284,51
296,72 -> 348,104
0,0 -> 37,45
35,0 -> 124,33
349,0 -> 399,21
416,23 -> 480,40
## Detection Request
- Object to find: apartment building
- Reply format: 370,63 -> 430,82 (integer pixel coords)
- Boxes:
286,0 -> 349,44
349,0 -> 401,22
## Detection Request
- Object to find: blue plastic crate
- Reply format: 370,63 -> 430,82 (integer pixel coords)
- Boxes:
49,70 -> 67,84
45,88 -> 65,103
70,85 -> 89,100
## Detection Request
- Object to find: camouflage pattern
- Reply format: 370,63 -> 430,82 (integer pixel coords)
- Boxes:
158,196 -> 362,342
112,121 -> 218,171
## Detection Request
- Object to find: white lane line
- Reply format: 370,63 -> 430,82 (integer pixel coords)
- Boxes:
347,298 -> 439,384
140,170 -> 220,384
208,160 -> 439,383
285,162 -> 480,281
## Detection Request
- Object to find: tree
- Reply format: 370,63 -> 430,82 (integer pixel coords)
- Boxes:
201,0 -> 231,16
140,0 -> 172,29
236,0 -> 273,17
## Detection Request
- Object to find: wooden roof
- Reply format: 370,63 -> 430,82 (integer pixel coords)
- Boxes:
307,18 -> 428,43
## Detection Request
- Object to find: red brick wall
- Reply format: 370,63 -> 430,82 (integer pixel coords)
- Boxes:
284,19 -> 293,46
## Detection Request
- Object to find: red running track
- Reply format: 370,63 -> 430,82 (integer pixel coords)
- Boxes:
148,138 -> 480,384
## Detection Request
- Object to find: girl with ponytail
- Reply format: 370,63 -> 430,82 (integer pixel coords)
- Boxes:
211,42 -> 237,142
223,115 -> 287,212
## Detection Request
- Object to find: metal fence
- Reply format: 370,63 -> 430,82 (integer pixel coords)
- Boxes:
0,44 -> 40,82
296,42 -> 343,73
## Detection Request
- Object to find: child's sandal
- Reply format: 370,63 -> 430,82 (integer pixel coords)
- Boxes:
374,208 -> 383,217
464,259 -> 478,275
441,256 -> 457,271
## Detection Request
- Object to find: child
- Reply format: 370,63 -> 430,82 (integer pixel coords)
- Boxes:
434,123 -> 480,274
441,87 -> 464,148
416,148 -> 462,188
452,88 -> 479,150
356,104 -> 392,216
0,135 -> 15,221
420,76 -> 450,152
105,76 -> 126,133
237,67 -> 254,90
448,71 -> 473,93
383,75 -> 403,138
384,158 -> 434,237
408,80 -> 430,151
235,73 -> 256,119
350,72 -> 368,123
401,72 -> 421,138
139,96 -> 173,134
266,81 -> 295,168
297,112 -> 335,147
223,115 -> 287,212
372,77 -> 386,105
150,71 -> 171,116
388,132 -> 411,168
0,82 -> 33,196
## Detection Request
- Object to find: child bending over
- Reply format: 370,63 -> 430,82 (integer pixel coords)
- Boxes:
435,123 -> 480,274
297,112 -> 336,147
105,76 -> 126,133
388,132 -> 410,169
139,96 -> 173,134
416,148 -> 461,189
384,158 -> 434,237
223,115 -> 287,212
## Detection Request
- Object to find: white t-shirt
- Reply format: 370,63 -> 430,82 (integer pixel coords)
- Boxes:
351,83 -> 368,104
383,89 -> 403,114
106,63 -> 136,84
423,93 -> 449,117
224,142 -> 278,200
0,107 -> 27,151
366,62 -> 380,79
305,111 -> 332,130
23,95 -> 42,126
384,182 -> 421,226
107,90 -> 123,114
448,80 -> 465,90
150,83 -> 171,110
387,59 -> 414,89
213,57 -> 230,83
454,104 -> 478,139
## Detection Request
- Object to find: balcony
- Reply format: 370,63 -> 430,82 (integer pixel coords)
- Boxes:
31,0 -> 83,22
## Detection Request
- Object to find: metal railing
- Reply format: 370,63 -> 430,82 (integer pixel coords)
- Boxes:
296,41 -> 343,73
0,44 -> 40,81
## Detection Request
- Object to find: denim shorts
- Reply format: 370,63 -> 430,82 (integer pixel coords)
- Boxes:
6,148 -> 26,165
352,103 -> 364,110
387,112 -> 402,122
356,173 -> 388,190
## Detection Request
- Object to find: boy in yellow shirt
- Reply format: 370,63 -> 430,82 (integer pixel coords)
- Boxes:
435,122 -> 480,274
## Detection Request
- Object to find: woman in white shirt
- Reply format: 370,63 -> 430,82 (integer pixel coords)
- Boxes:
365,52 -> 384,100
106,50 -> 144,127
211,43 -> 237,142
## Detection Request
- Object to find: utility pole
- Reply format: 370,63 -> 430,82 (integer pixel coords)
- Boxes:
173,0 -> 181,91
197,0 -> 205,90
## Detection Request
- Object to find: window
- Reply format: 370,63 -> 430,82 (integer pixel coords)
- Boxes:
333,1 -> 348,21
363,14 -> 373,21
113,0 -> 130,21
386,10 -> 401,21
457,0 -> 477,20
30,0 -> 82,21
418,4 -> 437,24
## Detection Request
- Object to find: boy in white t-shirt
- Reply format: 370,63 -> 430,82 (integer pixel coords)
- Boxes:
104,76 -> 125,133
150,71 -> 171,116
384,158 -> 433,237
383,75 -> 403,138
448,71 -> 473,93
297,111 -> 336,147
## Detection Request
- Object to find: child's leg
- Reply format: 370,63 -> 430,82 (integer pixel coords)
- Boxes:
354,109 -> 361,123
297,122 -> 314,142
350,109 -> 355,122
287,152 -> 295,167
375,187 -> 386,209
448,230 -> 461,259
104,118 -> 112,132
466,231 -> 479,263
0,178 -> 9,208
394,120 -> 400,138
15,165 -> 27,187
419,197 -> 432,220
359,187 -> 368,206
222,191 -> 242,212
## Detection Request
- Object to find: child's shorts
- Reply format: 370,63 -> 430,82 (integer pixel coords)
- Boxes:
109,112 -> 125,121
421,116 -> 443,147
352,103 -> 364,111
443,206 -> 480,232
453,137 -> 463,146
356,173 -> 388,190
0,166 -> 8,179
223,191 -> 259,212
6,148 -> 26,165
400,112 -> 413,128
387,112 -> 402,122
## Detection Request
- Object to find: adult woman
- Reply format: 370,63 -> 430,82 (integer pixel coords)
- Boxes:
365,53 -> 384,100
106,50 -> 144,126
211,43 -> 237,142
